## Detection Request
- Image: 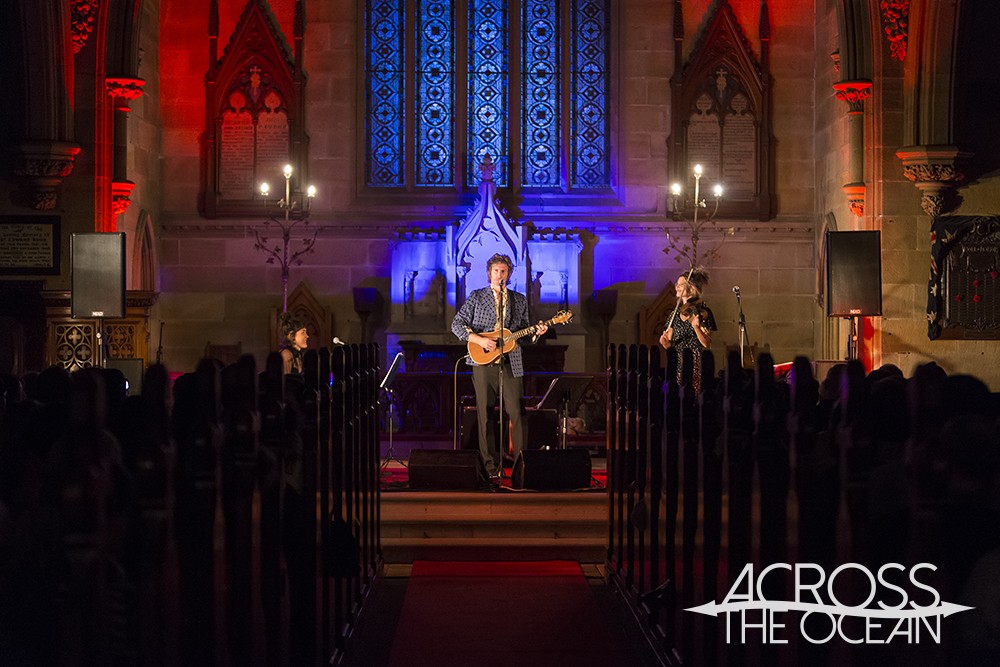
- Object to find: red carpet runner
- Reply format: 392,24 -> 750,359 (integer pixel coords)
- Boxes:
387,561 -> 629,667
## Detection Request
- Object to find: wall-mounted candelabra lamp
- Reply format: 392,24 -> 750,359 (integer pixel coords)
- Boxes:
254,164 -> 318,312
666,164 -> 731,267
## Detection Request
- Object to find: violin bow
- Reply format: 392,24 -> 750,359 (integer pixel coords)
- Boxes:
664,298 -> 682,333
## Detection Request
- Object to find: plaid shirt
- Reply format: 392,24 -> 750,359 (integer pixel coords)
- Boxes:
451,286 -> 531,378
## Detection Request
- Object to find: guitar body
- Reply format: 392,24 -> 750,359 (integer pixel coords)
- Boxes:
464,311 -> 574,365
468,329 -> 516,365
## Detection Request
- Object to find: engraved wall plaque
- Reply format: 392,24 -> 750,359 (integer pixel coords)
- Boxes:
202,0 -> 307,218
256,94 -> 290,183
722,93 -> 757,202
0,216 -> 60,275
219,94 -> 255,199
667,2 -> 774,220
686,94 -> 722,190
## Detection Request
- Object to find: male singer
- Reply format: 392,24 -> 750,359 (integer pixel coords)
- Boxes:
451,254 -> 548,479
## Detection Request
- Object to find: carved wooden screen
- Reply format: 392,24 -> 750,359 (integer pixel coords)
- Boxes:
928,216 -> 1000,340
202,0 -> 307,218
668,1 -> 774,221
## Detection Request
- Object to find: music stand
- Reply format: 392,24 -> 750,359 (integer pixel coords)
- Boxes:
534,376 -> 594,449
380,352 -> 405,472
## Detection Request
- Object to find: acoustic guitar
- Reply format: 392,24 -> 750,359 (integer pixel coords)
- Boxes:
467,310 -> 573,365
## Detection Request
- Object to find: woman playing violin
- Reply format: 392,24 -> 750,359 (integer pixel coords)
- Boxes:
659,267 -> 716,390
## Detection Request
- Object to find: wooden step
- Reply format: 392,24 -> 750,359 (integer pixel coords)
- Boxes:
380,537 -> 607,563
379,490 -> 609,563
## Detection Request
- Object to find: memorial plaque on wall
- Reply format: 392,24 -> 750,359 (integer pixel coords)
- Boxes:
219,92 -> 255,199
255,92 -> 290,181
0,216 -> 60,275
686,94 -> 721,191
722,93 -> 757,202
928,216 -> 1000,340
202,0 -> 306,218
667,2 -> 773,220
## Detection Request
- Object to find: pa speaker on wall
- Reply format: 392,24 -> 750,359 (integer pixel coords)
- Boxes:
71,233 -> 126,319
408,449 -> 483,490
512,449 -> 592,491
826,230 -> 882,317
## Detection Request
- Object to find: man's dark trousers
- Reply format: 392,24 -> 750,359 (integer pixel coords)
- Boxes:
471,359 -> 525,477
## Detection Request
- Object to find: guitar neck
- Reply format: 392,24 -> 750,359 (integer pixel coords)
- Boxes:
506,316 -> 557,342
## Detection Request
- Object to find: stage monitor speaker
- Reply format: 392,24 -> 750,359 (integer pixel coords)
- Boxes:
826,230 -> 882,317
105,358 -> 144,395
461,406 -> 559,451
512,449 -> 592,491
408,449 -> 482,490
71,233 -> 126,319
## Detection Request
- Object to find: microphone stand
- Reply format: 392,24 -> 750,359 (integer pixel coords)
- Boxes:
735,288 -> 748,368
495,284 -> 507,484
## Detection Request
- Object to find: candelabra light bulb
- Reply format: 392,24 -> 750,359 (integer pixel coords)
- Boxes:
260,182 -> 269,196
671,183 -> 681,196
714,184 -> 723,197
307,185 -> 316,198
694,164 -> 703,176
283,164 -> 292,178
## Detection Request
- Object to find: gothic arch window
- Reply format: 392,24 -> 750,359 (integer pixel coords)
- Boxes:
133,210 -> 158,291
364,0 -> 612,193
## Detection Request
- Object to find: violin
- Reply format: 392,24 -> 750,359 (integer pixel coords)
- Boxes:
678,297 -> 710,321
665,297 -> 709,332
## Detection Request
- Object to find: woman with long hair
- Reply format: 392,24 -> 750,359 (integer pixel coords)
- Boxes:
278,312 -> 308,374
659,267 -> 716,391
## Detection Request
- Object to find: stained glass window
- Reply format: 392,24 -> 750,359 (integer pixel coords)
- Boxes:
365,0 -> 405,187
364,0 -> 610,192
522,0 -> 560,188
468,0 -> 508,188
416,0 -> 455,186
572,0 -> 609,188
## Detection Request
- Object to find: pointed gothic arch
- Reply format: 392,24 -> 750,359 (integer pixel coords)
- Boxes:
132,209 -> 158,291
202,0 -> 308,218
667,0 -> 775,221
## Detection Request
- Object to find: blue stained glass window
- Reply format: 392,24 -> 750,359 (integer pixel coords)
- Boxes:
363,0 -> 610,193
468,0 -> 508,188
522,0 -> 560,188
572,0 -> 610,187
365,0 -> 405,188
416,0 -> 455,186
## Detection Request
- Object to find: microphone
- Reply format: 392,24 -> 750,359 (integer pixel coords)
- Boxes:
733,286 -> 740,295
332,337 -> 344,346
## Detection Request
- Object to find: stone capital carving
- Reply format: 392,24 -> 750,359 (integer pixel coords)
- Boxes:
106,78 -> 146,111
71,0 -> 99,54
12,141 -> 82,211
833,80 -> 873,114
896,146 -> 973,217
880,0 -> 909,62
843,183 -> 866,218
112,181 -> 136,216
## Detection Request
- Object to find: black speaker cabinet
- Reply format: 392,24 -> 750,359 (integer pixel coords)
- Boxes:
408,449 -> 482,490
461,406 -> 559,451
826,230 -> 882,317
512,449 -> 592,491
71,233 -> 126,319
